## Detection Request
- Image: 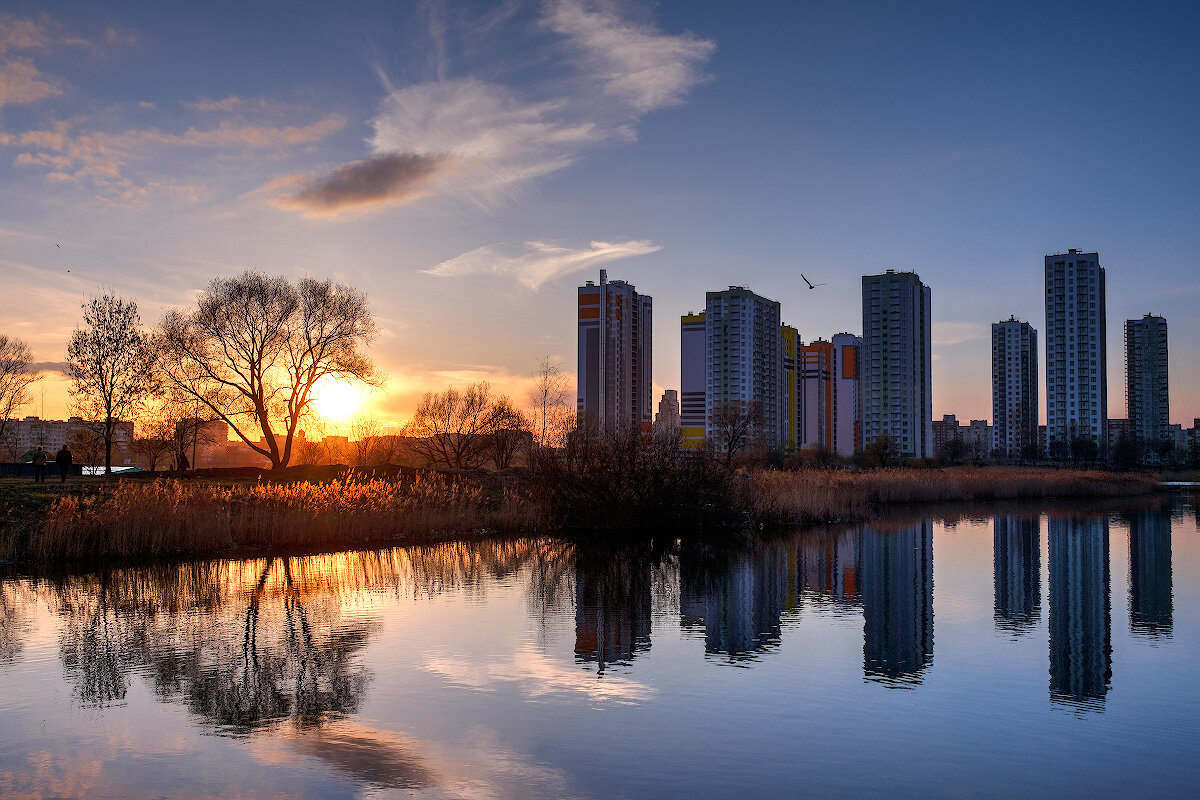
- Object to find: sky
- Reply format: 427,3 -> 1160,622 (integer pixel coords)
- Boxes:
2,0 -> 1198,428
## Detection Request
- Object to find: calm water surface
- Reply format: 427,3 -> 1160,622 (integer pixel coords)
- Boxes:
2,495 -> 1199,799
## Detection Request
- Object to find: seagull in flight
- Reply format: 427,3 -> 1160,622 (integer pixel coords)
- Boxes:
801,273 -> 826,290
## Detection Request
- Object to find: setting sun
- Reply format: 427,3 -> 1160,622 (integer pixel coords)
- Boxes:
311,377 -> 368,423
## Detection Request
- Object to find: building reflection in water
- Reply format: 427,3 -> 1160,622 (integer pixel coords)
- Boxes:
679,543 -> 792,663
1128,508 -> 1173,638
797,529 -> 862,611
860,523 -> 934,686
993,515 -> 1042,634
1048,516 -> 1111,711
573,556 -> 653,673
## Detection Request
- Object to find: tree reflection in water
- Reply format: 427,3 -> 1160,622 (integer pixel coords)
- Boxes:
42,539 -> 570,731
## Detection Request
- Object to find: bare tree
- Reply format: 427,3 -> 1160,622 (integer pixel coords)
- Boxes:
488,397 -> 531,469
131,415 -> 176,472
0,335 -> 39,451
348,413 -> 400,466
66,295 -> 158,474
404,382 -> 510,469
528,356 -> 572,449
158,272 -> 377,470
709,401 -> 762,468
66,426 -> 104,469
864,433 -> 899,468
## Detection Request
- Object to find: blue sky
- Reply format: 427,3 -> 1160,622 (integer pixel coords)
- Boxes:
2,0 -> 1197,425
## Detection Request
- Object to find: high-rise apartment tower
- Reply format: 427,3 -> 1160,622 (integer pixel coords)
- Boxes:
992,317 -> 1039,458
705,287 -> 784,450
577,270 -> 652,433
1045,250 -> 1107,455
860,270 -> 933,459
1125,314 -> 1169,445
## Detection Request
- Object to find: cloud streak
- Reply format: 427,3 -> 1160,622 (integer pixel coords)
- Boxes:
273,0 -> 715,217
273,152 -> 450,218
543,0 -> 715,112
424,239 -> 660,290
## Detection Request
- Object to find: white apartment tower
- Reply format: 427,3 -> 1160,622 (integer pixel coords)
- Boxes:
1044,250 -> 1107,455
860,270 -> 933,459
705,287 -> 784,450
992,317 -> 1039,458
577,270 -> 652,433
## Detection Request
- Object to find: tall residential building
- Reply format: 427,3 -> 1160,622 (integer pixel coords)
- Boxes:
860,270 -> 933,459
991,317 -> 1038,458
1125,314 -> 1169,445
680,312 -> 706,448
799,339 -> 834,451
654,389 -> 680,432
1045,250 -> 1107,455
577,270 -> 652,433
705,287 -> 784,450
781,325 -> 800,452
831,333 -> 863,456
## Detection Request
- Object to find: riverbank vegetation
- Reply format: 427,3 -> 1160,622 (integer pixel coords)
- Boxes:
1,456 -> 1163,563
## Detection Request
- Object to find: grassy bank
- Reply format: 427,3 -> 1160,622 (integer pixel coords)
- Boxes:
751,467 -> 1160,527
1,466 -> 1161,563
3,473 -> 540,562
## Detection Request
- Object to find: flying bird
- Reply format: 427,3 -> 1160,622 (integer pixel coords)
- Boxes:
55,243 -> 60,248
801,273 -> 826,290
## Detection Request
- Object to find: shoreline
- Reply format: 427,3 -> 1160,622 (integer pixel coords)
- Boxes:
0,466 -> 1167,567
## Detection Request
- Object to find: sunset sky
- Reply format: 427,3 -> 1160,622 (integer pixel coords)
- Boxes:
2,0 -> 1198,427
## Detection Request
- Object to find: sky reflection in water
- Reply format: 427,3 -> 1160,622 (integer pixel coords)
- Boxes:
2,495 -> 1199,799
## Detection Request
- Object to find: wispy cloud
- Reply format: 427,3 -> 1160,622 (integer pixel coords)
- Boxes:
424,239 -> 660,290
0,13 -> 139,109
0,58 -> 62,107
181,95 -> 303,114
5,114 -> 345,200
542,0 -> 715,112
932,321 -> 988,346
273,0 -> 715,217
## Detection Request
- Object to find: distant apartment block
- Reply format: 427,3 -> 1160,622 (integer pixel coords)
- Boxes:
932,414 -> 963,454
799,339 -> 833,452
1125,314 -> 1169,445
680,311 -> 706,448
781,325 -> 800,452
831,333 -> 863,456
655,389 -> 680,432
1045,250 -> 1107,455
861,270 -> 933,459
992,317 -> 1038,458
577,270 -> 652,433
705,287 -> 784,450
0,416 -> 133,466
964,419 -> 992,456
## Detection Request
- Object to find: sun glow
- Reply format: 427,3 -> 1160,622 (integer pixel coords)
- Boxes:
311,377 -> 369,423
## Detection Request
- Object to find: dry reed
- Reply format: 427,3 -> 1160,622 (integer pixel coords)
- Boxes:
29,473 -> 541,561
751,467 -> 1158,526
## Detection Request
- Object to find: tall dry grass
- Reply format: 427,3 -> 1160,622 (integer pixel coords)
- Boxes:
751,467 -> 1158,527
29,473 -> 541,561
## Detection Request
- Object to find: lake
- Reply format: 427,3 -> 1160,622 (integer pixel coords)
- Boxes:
2,494 -> 1198,799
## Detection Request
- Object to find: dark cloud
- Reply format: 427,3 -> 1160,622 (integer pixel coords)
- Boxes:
29,360 -> 67,374
276,152 -> 449,218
